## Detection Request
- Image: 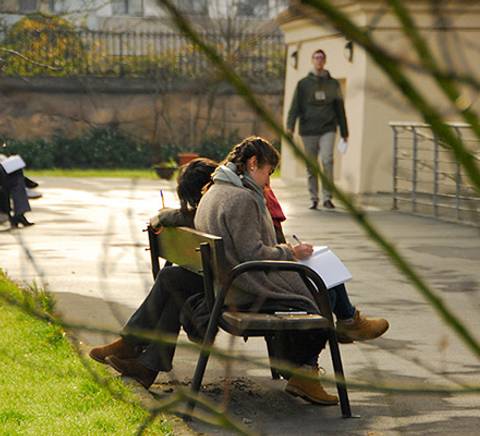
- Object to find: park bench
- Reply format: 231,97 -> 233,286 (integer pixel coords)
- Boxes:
147,225 -> 352,418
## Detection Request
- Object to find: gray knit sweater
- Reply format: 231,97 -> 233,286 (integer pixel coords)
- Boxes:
194,181 -> 319,312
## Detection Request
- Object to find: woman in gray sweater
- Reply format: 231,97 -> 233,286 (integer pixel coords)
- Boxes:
195,136 -> 339,405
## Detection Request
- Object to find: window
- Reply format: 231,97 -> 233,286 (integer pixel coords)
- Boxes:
236,0 -> 270,18
111,0 -> 144,16
176,0 -> 208,15
18,0 -> 38,13
48,0 -> 65,13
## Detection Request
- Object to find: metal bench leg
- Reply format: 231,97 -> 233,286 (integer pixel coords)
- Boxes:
186,308 -> 222,417
265,335 -> 281,380
328,332 -> 353,418
186,347 -> 211,418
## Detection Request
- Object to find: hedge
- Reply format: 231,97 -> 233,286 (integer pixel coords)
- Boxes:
1,128 -> 244,169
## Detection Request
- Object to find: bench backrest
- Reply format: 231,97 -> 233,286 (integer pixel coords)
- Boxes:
148,226 -> 226,309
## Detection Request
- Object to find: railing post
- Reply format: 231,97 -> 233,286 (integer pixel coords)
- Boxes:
433,132 -> 439,218
392,125 -> 398,210
412,126 -> 418,213
119,32 -> 124,77
453,126 -> 463,220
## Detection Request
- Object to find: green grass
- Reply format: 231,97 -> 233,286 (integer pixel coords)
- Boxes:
27,168 -> 161,179
0,271 -> 173,435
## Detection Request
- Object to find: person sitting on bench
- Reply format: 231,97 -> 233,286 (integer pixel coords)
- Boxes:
89,158 -> 217,388
193,136 -> 388,405
90,152 -> 387,393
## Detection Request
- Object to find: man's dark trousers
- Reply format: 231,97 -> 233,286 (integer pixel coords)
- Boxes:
122,266 -> 203,372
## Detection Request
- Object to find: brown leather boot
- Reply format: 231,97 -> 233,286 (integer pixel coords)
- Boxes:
285,367 -> 338,405
89,338 -> 141,364
336,310 -> 389,342
105,355 -> 158,389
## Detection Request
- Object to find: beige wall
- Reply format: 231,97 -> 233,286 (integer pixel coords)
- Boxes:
280,2 -> 480,194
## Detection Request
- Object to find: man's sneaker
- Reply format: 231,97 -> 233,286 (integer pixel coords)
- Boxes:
309,200 -> 318,210
285,366 -> 338,405
323,199 -> 335,209
336,310 -> 389,342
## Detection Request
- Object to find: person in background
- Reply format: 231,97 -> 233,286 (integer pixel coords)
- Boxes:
287,49 -> 349,210
0,155 -> 34,228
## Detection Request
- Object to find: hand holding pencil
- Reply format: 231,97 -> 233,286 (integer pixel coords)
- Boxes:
291,234 -> 313,260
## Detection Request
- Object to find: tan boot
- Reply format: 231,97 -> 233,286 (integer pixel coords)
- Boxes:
336,310 -> 389,342
285,367 -> 338,405
105,356 -> 158,389
89,338 -> 140,364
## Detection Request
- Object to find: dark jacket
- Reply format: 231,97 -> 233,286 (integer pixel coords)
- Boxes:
154,207 -> 195,228
287,71 -> 348,137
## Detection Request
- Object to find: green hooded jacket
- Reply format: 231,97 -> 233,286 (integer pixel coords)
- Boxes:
287,71 -> 348,137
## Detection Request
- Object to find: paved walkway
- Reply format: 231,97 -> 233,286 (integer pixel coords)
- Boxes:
1,176 -> 479,435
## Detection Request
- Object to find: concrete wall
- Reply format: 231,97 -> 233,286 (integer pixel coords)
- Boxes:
279,1 -> 480,194
0,77 -> 283,156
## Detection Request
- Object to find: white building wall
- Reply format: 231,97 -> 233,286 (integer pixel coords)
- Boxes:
280,1 -> 480,194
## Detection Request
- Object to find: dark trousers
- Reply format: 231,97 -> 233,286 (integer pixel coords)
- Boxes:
0,168 -> 30,216
261,283 -> 355,371
122,265 -> 355,372
330,283 -> 356,320
122,266 -> 203,372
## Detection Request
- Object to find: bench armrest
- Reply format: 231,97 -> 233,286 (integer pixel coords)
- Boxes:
214,260 -> 334,324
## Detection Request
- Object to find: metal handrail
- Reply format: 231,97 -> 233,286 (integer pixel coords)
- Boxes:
391,122 -> 479,225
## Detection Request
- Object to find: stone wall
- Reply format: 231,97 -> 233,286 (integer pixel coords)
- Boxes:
0,77 -> 283,152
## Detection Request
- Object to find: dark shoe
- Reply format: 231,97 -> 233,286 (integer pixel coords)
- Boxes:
309,201 -> 318,210
24,177 -> 39,189
105,355 -> 158,389
17,215 -> 34,227
323,200 -> 335,209
10,215 -> 34,228
285,366 -> 338,405
336,310 -> 389,342
89,337 -> 141,364
8,216 -> 19,228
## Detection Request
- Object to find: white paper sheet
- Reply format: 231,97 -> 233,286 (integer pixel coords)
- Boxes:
0,155 -> 26,174
337,138 -> 348,154
298,246 -> 352,289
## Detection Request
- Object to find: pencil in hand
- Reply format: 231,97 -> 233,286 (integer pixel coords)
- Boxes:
160,189 -> 165,208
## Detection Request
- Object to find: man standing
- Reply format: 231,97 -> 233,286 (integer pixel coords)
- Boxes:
287,49 -> 349,210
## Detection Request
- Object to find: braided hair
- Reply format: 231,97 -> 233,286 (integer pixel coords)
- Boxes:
224,136 -> 280,175
176,157 -> 218,211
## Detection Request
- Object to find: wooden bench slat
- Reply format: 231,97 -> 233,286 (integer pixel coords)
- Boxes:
222,311 -> 330,332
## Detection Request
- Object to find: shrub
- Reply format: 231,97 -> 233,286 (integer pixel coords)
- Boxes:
1,129 -> 245,169
1,138 -> 56,168
2,14 -> 85,77
196,131 -> 242,162
1,127 -> 152,169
